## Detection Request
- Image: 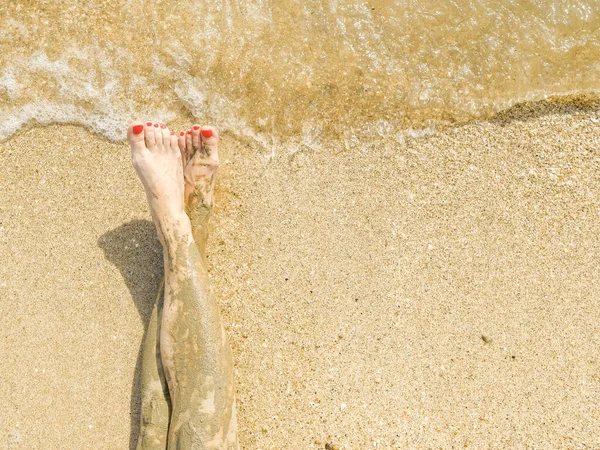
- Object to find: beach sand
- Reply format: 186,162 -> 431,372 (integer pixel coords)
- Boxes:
2,102 -> 600,449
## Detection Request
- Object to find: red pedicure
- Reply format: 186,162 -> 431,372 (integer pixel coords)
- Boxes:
201,129 -> 213,138
160,124 -> 166,129
146,122 -> 152,126
180,131 -> 185,136
171,131 -> 175,135
132,125 -> 144,135
187,130 -> 192,134
193,125 -> 200,130
154,123 -> 159,128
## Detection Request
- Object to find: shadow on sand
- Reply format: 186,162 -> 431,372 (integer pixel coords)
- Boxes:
98,219 -> 163,450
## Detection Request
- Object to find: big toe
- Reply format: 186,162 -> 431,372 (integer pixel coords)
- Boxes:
128,122 -> 147,154
200,126 -> 219,160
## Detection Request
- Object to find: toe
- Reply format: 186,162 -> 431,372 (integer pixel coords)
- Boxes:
160,124 -> 171,149
170,132 -> 179,154
128,122 -> 146,152
185,129 -> 193,159
178,131 -> 187,162
200,126 -> 219,160
153,123 -> 164,150
144,121 -> 156,148
191,124 -> 201,153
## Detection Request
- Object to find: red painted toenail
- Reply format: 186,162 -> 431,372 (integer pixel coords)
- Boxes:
193,125 -> 200,130
187,130 -> 192,134
170,131 -> 175,135
160,124 -> 166,129
154,123 -> 159,128
180,131 -> 185,136
201,129 -> 213,138
146,122 -> 152,126
133,125 -> 144,135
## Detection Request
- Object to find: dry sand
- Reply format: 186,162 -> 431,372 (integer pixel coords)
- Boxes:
2,102 -> 600,449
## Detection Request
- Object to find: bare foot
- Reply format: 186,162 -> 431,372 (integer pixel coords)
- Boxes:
177,124 -> 220,257
127,121 -> 191,248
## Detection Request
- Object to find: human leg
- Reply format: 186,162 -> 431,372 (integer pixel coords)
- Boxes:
136,278 -> 171,450
128,122 -> 237,450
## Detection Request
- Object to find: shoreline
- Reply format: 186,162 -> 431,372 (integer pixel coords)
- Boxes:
2,93 -> 600,149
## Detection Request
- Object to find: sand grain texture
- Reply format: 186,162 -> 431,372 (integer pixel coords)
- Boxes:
2,106 -> 600,449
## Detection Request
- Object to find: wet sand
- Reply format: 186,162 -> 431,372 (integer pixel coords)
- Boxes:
2,103 -> 600,449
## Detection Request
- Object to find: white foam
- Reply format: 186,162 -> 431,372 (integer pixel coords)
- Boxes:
0,67 -> 20,99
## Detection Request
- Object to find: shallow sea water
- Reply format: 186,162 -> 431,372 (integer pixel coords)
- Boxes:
0,0 -> 599,142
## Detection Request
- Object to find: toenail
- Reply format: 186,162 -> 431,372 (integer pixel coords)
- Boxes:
146,122 -> 152,126
154,123 -> 159,128
180,131 -> 185,136
160,124 -> 166,129
187,130 -> 192,134
170,131 -> 175,135
132,125 -> 144,135
193,125 -> 200,130
201,129 -> 213,138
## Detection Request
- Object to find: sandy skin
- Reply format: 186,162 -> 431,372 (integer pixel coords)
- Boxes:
128,122 -> 238,450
